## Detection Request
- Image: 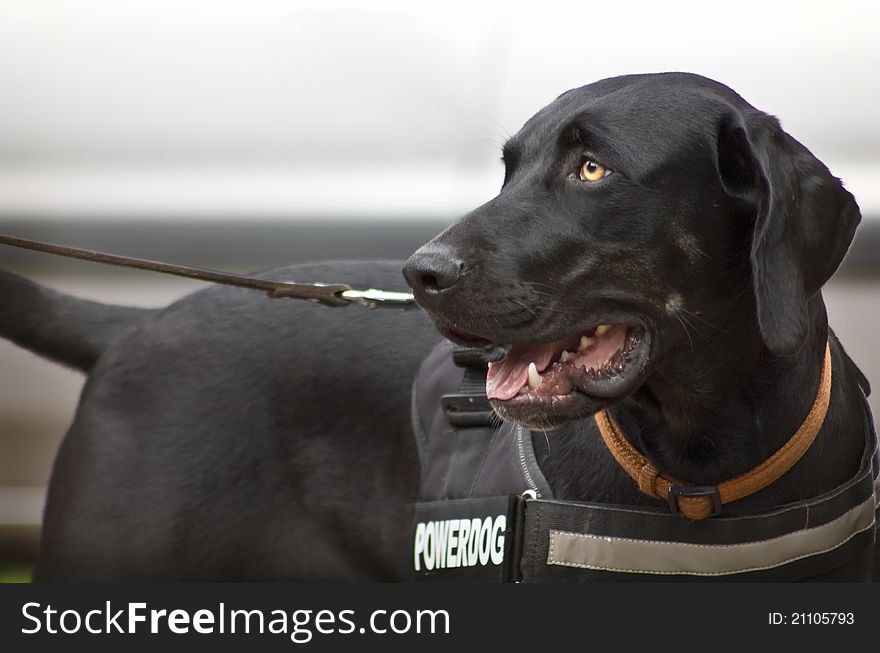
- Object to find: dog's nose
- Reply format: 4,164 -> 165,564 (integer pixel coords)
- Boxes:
402,247 -> 465,297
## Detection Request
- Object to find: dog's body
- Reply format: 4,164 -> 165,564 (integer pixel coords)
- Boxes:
2,263 -> 437,580
1,73 -> 876,581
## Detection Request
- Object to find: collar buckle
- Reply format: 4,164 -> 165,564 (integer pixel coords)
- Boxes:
668,485 -> 722,518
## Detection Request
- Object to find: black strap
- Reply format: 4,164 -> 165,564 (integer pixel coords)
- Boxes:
441,345 -> 504,497
443,344 -> 505,428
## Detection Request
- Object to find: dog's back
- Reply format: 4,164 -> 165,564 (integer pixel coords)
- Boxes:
1,261 -> 437,580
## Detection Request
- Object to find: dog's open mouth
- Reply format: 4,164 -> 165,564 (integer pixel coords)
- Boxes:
486,323 -> 650,406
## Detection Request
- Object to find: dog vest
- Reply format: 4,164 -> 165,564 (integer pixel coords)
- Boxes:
410,340 -> 879,581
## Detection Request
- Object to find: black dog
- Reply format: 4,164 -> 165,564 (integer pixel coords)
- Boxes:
1,72 -> 875,580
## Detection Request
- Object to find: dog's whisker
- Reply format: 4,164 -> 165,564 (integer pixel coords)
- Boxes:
519,281 -> 558,293
677,312 -> 710,343
482,113 -> 514,141
679,308 -> 728,334
674,313 -> 696,354
528,304 -> 567,317
479,136 -> 508,150
509,299 -> 540,319
542,431 -> 552,457
522,288 -> 555,298
692,244 -> 711,260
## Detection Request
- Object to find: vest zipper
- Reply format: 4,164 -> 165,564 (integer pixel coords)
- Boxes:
515,425 -> 541,498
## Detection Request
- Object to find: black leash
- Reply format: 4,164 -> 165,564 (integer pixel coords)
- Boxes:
0,233 -> 418,309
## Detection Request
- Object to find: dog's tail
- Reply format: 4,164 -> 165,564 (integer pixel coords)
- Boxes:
0,269 -> 154,373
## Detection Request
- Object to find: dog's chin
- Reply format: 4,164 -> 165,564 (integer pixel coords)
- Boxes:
490,392 -> 611,431
434,322 -> 495,349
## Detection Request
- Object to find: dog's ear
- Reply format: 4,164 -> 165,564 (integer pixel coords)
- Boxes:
716,112 -> 861,356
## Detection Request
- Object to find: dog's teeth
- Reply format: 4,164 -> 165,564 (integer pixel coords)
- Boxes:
579,336 -> 594,351
528,362 -> 541,389
560,350 -> 574,362
596,324 -> 611,336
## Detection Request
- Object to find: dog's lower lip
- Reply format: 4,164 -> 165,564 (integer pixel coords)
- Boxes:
438,323 -> 493,348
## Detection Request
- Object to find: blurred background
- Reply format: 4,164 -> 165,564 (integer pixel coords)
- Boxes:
0,0 -> 878,579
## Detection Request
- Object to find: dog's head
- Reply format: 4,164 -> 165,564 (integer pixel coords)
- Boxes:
403,73 -> 860,430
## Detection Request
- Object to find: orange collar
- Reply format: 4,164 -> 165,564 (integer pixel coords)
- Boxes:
593,340 -> 833,519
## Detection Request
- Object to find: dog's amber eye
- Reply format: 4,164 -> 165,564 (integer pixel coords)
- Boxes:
579,159 -> 610,182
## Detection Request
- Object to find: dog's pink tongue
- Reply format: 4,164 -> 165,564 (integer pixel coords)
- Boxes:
486,342 -> 558,400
